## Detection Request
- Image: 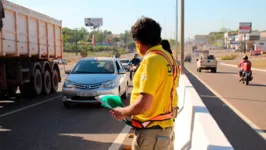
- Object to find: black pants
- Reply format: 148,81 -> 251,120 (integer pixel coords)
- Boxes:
130,70 -> 134,80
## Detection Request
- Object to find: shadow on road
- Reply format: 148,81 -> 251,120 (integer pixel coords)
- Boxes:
184,68 -> 266,150
248,84 -> 266,87
215,72 -> 237,75
0,92 -> 63,115
0,91 -> 133,150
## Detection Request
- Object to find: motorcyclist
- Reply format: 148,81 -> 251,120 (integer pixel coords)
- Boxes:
238,55 -> 252,81
128,54 -> 141,80
113,50 -> 120,58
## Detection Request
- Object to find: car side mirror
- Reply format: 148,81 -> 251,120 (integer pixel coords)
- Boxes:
65,69 -> 71,74
118,68 -> 126,74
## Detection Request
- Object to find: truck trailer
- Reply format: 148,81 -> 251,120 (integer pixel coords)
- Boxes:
0,0 -> 62,98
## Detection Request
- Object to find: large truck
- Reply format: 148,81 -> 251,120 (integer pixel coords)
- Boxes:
0,0 -> 62,98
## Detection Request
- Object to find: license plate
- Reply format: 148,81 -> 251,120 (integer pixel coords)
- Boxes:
77,91 -> 95,97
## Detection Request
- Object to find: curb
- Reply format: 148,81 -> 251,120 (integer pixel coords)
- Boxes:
220,63 -> 266,72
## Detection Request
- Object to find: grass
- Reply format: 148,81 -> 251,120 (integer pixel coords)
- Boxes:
221,54 -> 239,60
63,52 -> 77,58
226,59 -> 266,69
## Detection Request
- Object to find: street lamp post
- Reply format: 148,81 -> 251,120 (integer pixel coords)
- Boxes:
175,0 -> 178,59
180,0 -> 185,74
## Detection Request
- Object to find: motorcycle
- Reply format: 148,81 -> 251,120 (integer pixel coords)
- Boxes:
240,71 -> 253,85
238,62 -> 253,85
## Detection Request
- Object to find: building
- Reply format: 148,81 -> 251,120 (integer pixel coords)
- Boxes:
223,32 -> 238,49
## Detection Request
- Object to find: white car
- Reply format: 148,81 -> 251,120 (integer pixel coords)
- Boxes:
119,59 -> 130,71
62,57 -> 129,108
196,55 -> 217,73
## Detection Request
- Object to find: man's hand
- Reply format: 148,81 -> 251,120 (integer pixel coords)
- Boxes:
110,107 -> 127,121
172,107 -> 179,118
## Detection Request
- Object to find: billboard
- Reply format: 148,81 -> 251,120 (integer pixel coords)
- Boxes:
84,18 -> 103,27
239,22 -> 252,34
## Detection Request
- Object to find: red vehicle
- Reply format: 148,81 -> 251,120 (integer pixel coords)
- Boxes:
250,46 -> 264,56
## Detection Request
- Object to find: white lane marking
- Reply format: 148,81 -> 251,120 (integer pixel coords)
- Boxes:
186,67 -> 266,141
108,125 -> 132,150
220,63 -> 266,72
0,96 -> 61,118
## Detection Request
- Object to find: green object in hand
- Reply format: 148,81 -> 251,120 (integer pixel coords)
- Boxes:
95,95 -> 133,127
97,95 -> 124,109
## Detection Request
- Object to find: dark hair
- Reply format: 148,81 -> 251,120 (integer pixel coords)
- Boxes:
161,39 -> 172,54
131,16 -> 162,46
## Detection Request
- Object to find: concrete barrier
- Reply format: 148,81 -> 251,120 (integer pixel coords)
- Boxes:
174,75 -> 234,150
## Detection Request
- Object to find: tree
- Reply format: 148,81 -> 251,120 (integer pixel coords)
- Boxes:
112,37 -> 120,43
127,41 -> 136,50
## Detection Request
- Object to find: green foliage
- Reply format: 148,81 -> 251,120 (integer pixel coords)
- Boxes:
221,54 -> 238,60
207,32 -> 224,45
63,27 -> 134,54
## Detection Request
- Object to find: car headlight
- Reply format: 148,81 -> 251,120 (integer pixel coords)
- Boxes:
102,81 -> 115,88
63,80 -> 74,88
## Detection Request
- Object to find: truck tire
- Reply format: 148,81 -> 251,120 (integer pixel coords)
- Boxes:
42,70 -> 51,95
211,68 -> 217,73
51,70 -> 59,93
213,68 -> 217,73
33,68 -> 43,96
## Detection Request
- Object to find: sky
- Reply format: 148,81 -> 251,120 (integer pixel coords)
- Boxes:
9,0 -> 266,39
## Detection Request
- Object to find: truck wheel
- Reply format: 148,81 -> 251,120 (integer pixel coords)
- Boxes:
42,70 -> 51,95
213,68 -> 217,73
33,68 -> 43,96
51,70 -> 59,93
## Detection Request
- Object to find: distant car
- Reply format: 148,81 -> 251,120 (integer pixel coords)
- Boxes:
250,50 -> 263,56
196,55 -> 217,73
62,57 -> 129,108
120,59 -> 130,71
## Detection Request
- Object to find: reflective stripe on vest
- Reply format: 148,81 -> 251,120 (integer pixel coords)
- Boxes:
131,50 -> 179,129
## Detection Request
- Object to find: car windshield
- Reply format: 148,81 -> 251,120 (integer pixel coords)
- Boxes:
120,60 -> 129,63
71,60 -> 115,74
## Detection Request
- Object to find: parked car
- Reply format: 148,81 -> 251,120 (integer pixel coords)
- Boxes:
62,57 -> 129,108
250,50 -> 264,56
120,59 -> 130,71
196,55 -> 217,73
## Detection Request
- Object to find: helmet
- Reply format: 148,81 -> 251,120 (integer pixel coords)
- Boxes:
243,55 -> 248,60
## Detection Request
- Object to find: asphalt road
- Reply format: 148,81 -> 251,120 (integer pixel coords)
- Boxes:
185,61 -> 266,150
0,76 -> 132,150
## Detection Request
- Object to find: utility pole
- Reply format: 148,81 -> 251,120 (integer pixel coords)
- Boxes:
180,0 -> 185,74
244,33 -> 246,54
175,0 -> 178,59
